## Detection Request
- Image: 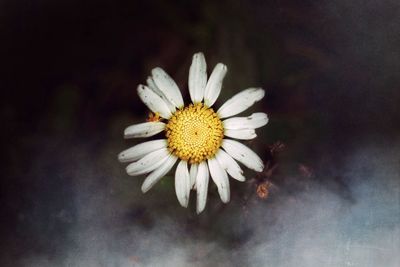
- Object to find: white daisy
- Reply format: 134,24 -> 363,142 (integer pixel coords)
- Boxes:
119,52 -> 268,213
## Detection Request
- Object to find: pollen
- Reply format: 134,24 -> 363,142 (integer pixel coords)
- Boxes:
146,112 -> 161,122
166,103 -> 224,164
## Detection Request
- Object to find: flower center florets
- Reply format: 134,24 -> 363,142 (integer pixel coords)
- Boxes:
166,103 -> 223,163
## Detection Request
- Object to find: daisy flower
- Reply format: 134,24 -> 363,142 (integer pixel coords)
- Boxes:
119,52 -> 268,213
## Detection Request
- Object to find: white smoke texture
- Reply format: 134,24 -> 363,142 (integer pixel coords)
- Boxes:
18,142 -> 399,267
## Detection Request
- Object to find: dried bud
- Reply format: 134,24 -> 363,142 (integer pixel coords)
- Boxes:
257,181 -> 273,199
146,112 -> 161,122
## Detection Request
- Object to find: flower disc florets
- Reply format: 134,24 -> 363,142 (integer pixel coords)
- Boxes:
166,103 -> 224,163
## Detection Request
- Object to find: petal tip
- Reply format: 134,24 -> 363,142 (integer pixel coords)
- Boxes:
151,67 -> 162,73
256,163 -> 264,172
193,51 -> 205,58
141,184 -> 149,193
179,200 -> 189,208
217,63 -> 227,71
126,167 -> 134,176
137,84 -> 145,92
257,88 -> 266,98
118,152 -> 125,162
222,197 -> 230,204
196,206 -> 205,214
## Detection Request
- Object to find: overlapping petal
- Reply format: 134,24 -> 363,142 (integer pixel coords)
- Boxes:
151,67 -> 184,108
146,76 -> 176,112
215,149 -> 245,182
141,154 -> 178,193
208,158 -> 230,203
126,148 -> 170,176
222,139 -> 264,172
118,139 -> 167,162
137,85 -> 172,119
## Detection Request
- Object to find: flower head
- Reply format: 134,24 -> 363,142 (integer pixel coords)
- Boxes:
119,52 -> 268,213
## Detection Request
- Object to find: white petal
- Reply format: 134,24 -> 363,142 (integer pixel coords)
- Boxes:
207,158 -> 230,203
141,155 -> 178,193
223,112 -> 269,130
196,161 -> 209,214
124,122 -> 165,138
224,129 -> 257,140
146,76 -> 159,92
151,67 -> 184,108
146,77 -> 176,112
118,139 -> 167,162
128,156 -> 169,177
215,149 -> 245,182
222,139 -> 264,172
204,63 -> 227,107
189,52 -> 207,103
126,148 -> 170,176
189,163 -> 198,190
175,160 -> 191,208
137,85 -> 172,119
217,88 -> 265,119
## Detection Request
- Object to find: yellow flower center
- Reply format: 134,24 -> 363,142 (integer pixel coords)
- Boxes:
166,103 -> 224,164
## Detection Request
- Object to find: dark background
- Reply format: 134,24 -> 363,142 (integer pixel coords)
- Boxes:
1,0 -> 399,266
